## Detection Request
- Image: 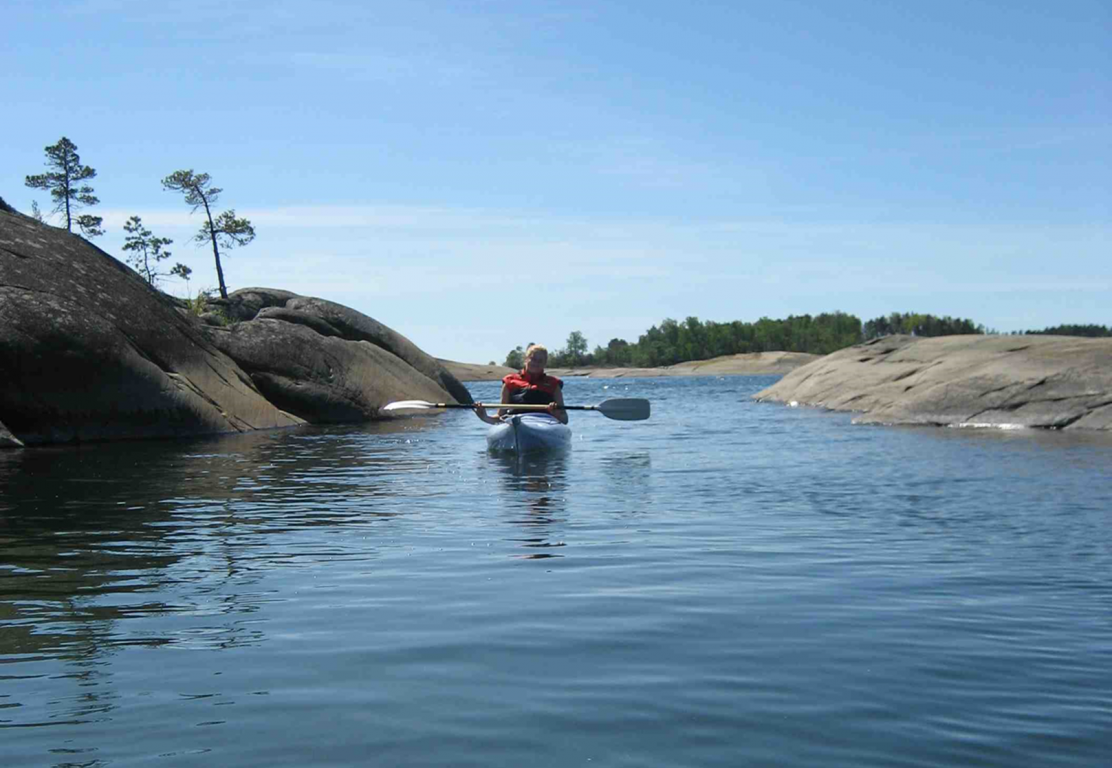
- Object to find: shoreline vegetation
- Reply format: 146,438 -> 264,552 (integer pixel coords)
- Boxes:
444,334 -> 1112,433
498,315 -> 1111,374
440,351 -> 819,382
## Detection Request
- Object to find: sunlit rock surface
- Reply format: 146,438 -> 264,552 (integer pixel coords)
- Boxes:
754,334 -> 1112,431
0,199 -> 304,445
218,288 -> 471,406
206,311 -> 462,424
0,197 -> 469,447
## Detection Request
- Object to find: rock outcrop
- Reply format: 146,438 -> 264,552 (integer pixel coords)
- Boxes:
217,288 -> 471,405
754,334 -> 1112,431
0,197 -> 470,447
206,298 -> 463,423
439,360 -> 517,382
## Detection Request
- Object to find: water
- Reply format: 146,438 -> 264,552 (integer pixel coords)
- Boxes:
2,375 -> 1111,767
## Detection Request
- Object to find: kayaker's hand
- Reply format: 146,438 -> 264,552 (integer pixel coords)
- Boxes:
474,404 -> 503,425
546,401 -> 568,424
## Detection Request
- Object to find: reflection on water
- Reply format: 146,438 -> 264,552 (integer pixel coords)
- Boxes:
0,420 -> 447,741
599,451 -> 653,513
490,452 -> 569,559
2,376 -> 1111,767
3,428 -> 391,646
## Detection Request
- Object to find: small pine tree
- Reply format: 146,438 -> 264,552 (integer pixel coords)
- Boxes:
24,137 -> 104,237
121,215 -> 174,286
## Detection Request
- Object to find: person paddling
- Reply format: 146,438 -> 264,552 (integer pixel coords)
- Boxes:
474,344 -> 568,425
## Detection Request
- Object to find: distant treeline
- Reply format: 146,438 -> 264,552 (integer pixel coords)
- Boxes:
1024,324 -> 1112,338
863,312 -> 983,340
517,313 -> 1108,369
584,312 -> 866,368
531,311 -> 973,368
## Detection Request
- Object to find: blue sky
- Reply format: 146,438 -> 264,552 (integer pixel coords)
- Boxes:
3,0 -> 1108,364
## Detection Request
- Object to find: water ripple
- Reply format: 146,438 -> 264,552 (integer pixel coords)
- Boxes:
1,377 -> 1110,765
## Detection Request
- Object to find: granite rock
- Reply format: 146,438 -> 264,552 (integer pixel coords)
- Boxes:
0,200 -> 303,445
754,334 -> 1112,431
0,197 -> 471,447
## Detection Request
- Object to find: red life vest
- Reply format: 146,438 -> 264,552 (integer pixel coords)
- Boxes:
502,370 -> 563,406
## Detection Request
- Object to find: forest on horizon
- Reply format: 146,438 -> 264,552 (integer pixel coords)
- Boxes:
502,313 -> 1112,369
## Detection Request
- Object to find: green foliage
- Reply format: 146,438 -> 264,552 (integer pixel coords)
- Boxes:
564,330 -> 588,365
162,169 -> 255,300
75,214 -> 105,238
601,338 -> 632,366
504,313 -> 873,370
122,215 -> 174,286
1024,324 -> 1111,338
500,309 -> 1033,369
624,312 -> 864,365
204,209 -> 256,251
863,312 -> 983,339
544,331 -> 591,367
162,169 -> 219,211
503,345 -> 525,370
187,289 -> 213,316
182,289 -> 234,327
169,262 -> 193,288
24,136 -> 103,237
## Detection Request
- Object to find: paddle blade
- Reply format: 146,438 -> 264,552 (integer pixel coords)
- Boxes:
596,398 -> 650,421
381,400 -> 438,413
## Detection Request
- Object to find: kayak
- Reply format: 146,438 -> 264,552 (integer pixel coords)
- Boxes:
487,413 -> 572,453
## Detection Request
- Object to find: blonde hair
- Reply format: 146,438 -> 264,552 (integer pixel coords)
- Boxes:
525,344 -> 548,360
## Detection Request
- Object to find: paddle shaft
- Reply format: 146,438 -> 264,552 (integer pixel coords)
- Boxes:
382,397 -> 649,420
435,402 -> 595,412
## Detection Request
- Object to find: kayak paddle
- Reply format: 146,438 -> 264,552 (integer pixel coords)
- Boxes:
382,398 -> 650,421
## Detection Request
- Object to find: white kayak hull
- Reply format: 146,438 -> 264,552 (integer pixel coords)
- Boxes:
487,414 -> 572,453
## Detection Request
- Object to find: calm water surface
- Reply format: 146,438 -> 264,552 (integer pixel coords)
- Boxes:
2,376 -> 1111,767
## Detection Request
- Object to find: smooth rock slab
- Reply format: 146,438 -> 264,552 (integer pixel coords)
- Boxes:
219,288 -> 472,405
754,334 -> 1112,431
0,202 -> 304,445
207,319 -> 455,423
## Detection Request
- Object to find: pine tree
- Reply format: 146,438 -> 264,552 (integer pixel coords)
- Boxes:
121,215 -> 174,286
24,137 -> 104,237
162,170 -> 255,299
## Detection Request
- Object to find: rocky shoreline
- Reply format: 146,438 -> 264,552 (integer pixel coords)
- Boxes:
5,194 -> 1110,447
754,334 -> 1112,431
0,198 -> 470,448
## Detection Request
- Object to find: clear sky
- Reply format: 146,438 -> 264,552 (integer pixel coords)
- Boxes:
3,0 -> 1109,364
